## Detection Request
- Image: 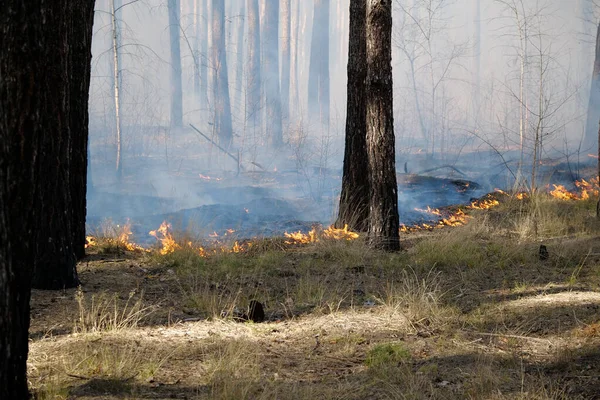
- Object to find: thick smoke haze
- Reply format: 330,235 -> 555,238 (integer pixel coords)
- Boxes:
87,0 -> 599,242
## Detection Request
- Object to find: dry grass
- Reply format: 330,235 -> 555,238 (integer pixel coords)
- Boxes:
28,193 -> 600,399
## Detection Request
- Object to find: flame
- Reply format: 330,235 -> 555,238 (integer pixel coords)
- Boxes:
85,236 -> 97,248
550,184 -> 580,200
149,221 -> 180,255
323,224 -> 360,240
468,199 -> 500,209
115,221 -> 145,251
284,225 -> 359,244
199,173 -> 222,181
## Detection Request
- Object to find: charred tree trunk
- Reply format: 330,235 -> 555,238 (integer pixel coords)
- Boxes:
585,22 -> 600,152
212,0 -> 233,147
246,0 -> 262,135
33,0 -> 80,290
365,0 -> 399,251
262,0 -> 283,147
281,0 -> 291,123
0,2 -> 46,395
169,0 -> 183,127
70,1 -> 96,260
308,0 -> 330,128
336,0 -> 369,232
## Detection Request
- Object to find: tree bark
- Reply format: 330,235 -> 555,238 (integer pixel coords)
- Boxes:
32,0 -> 81,290
70,1 -> 96,261
308,0 -> 330,128
365,0 -> 399,251
246,0 -> 262,135
281,0 -> 291,123
0,1 -> 45,394
585,22 -> 600,153
111,0 -> 123,179
169,0 -> 183,127
262,0 -> 283,147
336,0 -> 369,232
234,0 -> 245,115
290,0 -> 300,122
200,0 -> 209,107
212,0 -> 233,147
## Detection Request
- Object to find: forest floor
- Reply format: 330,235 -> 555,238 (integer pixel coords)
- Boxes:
28,194 -> 600,399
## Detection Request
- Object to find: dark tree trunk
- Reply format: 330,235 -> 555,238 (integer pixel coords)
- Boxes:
365,0 -> 399,251
0,0 -> 95,394
281,0 -> 291,123
246,0 -> 262,134
336,0 -> 369,232
262,0 -> 283,147
308,0 -> 330,128
169,0 -> 183,127
0,1 -> 44,393
212,0 -> 233,146
32,0 -> 81,290
585,22 -> 600,152
70,1 -> 96,260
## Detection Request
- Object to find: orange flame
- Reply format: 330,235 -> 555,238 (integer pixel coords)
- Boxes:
149,221 -> 180,255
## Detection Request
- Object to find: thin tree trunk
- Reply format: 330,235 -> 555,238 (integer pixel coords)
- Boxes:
290,0 -> 300,121
246,0 -> 262,135
212,0 -> 233,146
169,0 -> 183,127
585,22 -> 600,152
336,0 -> 369,232
234,1 -> 245,115
281,0 -> 291,123
111,0 -> 123,179
366,0 -> 400,251
308,0 -> 330,128
262,0 -> 283,147
194,0 -> 200,96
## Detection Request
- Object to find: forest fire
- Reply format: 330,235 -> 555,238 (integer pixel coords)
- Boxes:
149,221 -> 180,255
284,225 -> 359,245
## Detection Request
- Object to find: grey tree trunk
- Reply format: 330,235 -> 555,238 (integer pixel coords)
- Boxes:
290,0 -> 300,121
193,0 -> 200,96
262,0 -> 283,147
281,0 -> 291,123
168,0 -> 183,127
212,0 -> 233,146
336,0 -> 369,232
234,0 -> 245,115
308,0 -> 330,128
585,22 -> 600,152
365,0 -> 400,251
246,0 -> 262,135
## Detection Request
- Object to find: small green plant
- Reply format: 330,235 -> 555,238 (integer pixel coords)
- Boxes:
365,342 -> 411,368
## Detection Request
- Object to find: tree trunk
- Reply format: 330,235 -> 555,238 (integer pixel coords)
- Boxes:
201,0 -> 209,107
212,0 -> 233,147
308,0 -> 330,128
262,0 -> 283,147
193,0 -> 200,97
234,0 -> 245,115
336,0 -> 369,232
365,0 -> 399,251
246,0 -> 262,135
111,0 -> 123,179
70,1 -> 96,261
0,1 -> 46,393
281,0 -> 291,123
290,0 -> 300,122
32,0 -> 80,290
169,0 -> 183,127
585,22 -> 600,152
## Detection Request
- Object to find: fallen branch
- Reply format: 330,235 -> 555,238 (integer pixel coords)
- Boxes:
189,124 -> 245,173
